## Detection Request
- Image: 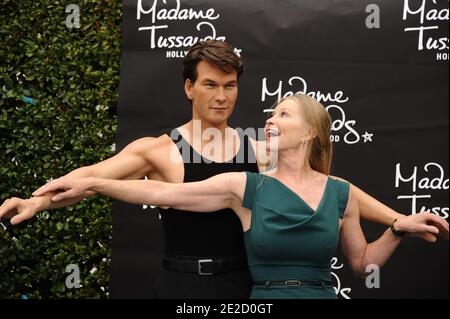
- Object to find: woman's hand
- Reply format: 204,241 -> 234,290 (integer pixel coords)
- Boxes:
394,212 -> 449,242
32,177 -> 95,202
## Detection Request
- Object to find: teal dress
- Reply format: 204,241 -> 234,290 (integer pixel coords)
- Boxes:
242,172 -> 350,299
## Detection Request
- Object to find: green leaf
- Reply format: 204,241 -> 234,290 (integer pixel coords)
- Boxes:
6,89 -> 15,98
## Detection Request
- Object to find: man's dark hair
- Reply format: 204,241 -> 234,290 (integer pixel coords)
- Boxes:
182,40 -> 244,83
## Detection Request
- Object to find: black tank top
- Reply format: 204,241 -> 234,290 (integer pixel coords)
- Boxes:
160,128 -> 259,258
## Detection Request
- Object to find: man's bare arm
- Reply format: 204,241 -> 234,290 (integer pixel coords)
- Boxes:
1,136 -> 164,224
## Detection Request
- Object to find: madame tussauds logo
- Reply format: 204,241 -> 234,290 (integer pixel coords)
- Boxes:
137,0 -> 227,58
403,0 -> 449,61
261,76 -> 374,145
395,162 -> 449,219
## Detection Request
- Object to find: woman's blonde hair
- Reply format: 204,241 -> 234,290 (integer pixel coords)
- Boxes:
275,93 -> 333,175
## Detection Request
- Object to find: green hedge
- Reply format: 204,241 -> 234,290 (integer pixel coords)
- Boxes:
0,1 -> 122,298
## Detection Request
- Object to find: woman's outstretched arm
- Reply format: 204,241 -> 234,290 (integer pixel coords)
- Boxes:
32,173 -> 247,213
331,176 -> 449,241
339,188 -> 448,278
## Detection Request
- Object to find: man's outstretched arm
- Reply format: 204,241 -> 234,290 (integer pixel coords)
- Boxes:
0,137 -> 161,225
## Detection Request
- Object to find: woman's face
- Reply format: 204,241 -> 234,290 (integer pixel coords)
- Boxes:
265,99 -> 310,152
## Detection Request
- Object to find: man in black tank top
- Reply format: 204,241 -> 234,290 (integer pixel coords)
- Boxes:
156,128 -> 258,298
1,40 -> 431,299
153,41 -> 261,298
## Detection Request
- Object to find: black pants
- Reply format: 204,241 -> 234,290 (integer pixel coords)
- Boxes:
154,268 -> 253,299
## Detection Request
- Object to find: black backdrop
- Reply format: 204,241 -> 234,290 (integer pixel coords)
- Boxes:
113,0 -> 449,298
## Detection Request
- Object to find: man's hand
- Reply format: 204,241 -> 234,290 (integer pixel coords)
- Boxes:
396,212 -> 449,242
0,197 -> 40,225
32,177 -> 94,202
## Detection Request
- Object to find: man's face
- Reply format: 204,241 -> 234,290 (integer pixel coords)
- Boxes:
185,61 -> 238,126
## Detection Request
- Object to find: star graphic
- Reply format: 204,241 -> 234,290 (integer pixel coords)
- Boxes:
362,132 -> 374,143
234,47 -> 242,57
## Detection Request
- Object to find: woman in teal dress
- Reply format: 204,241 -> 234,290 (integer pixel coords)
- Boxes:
31,93 -> 448,299
241,171 -> 348,299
